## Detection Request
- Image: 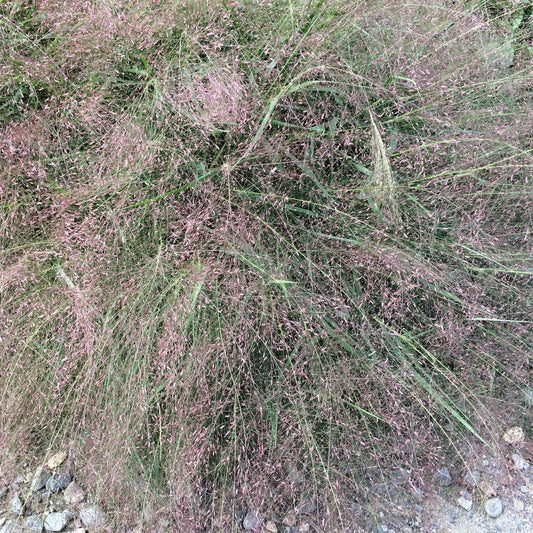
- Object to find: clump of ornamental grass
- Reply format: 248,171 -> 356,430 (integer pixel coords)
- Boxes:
1,0 -> 532,531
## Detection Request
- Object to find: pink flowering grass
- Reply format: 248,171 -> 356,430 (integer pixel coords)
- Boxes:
1,1 -> 532,530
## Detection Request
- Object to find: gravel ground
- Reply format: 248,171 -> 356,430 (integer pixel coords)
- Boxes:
1,425 -> 531,532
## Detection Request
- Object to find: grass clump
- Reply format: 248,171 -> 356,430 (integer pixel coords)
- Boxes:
1,1 -> 531,530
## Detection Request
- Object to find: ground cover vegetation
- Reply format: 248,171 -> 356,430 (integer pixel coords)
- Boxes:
1,0 -> 532,530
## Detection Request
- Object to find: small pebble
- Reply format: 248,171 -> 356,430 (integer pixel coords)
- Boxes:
79,505 -> 105,528
243,509 -> 261,530
435,467 -> 452,487
513,498 -> 525,512
519,485 -> 529,494
10,495 -> 24,516
25,515 -> 43,532
485,497 -> 503,518
457,491 -> 473,511
30,466 -> 50,492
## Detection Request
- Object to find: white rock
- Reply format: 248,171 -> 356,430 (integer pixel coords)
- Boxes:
457,491 -> 473,511
9,495 -> 24,516
44,511 -> 73,532
79,505 -> 105,528
0,520 -> 23,533
485,497 -> 503,518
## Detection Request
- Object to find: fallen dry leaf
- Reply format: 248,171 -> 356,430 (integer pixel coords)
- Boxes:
502,426 -> 525,445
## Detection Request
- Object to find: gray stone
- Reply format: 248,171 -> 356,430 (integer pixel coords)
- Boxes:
46,472 -> 71,494
10,495 -> 24,516
485,497 -> 503,518
79,505 -> 105,528
0,520 -> 24,533
63,481 -> 85,505
25,515 -> 44,532
435,467 -> 452,487
44,511 -> 73,532
243,509 -> 262,530
0,485 -> 9,499
30,467 -> 50,492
